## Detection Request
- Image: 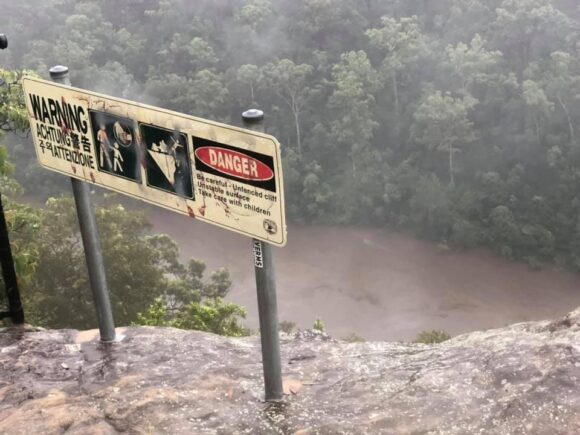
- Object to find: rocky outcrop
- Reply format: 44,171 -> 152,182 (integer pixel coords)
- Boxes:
1,309 -> 580,434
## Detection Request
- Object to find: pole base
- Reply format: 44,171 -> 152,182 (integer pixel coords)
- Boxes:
100,333 -> 125,343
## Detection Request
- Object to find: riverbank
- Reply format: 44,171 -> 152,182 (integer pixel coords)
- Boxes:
145,205 -> 580,341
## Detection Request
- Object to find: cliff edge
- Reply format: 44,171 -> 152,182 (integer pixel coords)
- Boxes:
1,309 -> 580,434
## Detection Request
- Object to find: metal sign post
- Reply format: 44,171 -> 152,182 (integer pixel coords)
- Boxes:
0,32 -> 24,325
49,66 -> 116,342
0,193 -> 24,324
243,109 -> 283,402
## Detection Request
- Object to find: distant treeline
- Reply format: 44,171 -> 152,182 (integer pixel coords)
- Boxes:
2,0 -> 580,268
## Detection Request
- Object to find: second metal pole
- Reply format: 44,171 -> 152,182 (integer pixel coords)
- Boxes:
0,193 -> 24,324
243,109 -> 283,402
50,65 -> 116,342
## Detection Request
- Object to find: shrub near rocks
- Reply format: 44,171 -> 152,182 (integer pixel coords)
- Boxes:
414,329 -> 451,344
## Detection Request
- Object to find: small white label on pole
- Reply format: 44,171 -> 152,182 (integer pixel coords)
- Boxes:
253,240 -> 264,268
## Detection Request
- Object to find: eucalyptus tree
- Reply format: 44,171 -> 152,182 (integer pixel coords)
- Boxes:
526,51 -> 580,146
443,34 -> 503,96
493,0 -> 574,76
366,15 -> 425,116
328,50 -> 380,161
234,0 -> 274,33
263,59 -> 315,154
234,64 -> 263,107
522,79 -> 554,145
412,91 -> 477,187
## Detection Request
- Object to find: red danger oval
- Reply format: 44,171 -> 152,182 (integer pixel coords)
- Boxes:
195,146 -> 274,181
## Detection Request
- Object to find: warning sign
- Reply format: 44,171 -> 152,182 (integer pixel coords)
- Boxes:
22,77 -> 287,246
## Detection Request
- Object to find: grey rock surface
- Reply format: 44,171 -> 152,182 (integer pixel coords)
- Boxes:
1,309 -> 580,434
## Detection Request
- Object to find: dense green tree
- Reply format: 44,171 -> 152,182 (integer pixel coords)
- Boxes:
188,69 -> 230,120
0,68 -> 38,319
137,296 -> 247,337
367,15 -> 425,116
527,51 -> 580,145
263,59 -> 315,154
234,0 -> 273,32
409,173 -> 452,237
328,50 -> 380,164
229,64 -> 262,107
445,0 -> 500,42
412,91 -> 477,187
493,0 -> 573,75
8,196 -> 243,331
0,69 -> 29,132
443,34 -> 503,96
21,198 -> 165,328
522,79 -> 554,145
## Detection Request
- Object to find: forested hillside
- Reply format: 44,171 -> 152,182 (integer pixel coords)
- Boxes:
2,0 -> 580,268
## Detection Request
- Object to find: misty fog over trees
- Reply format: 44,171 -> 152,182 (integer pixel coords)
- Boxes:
3,0 -> 580,332
4,0 -> 579,269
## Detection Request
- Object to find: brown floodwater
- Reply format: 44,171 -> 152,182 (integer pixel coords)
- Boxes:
148,206 -> 580,341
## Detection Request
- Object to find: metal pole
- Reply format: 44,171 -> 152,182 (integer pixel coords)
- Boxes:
0,32 -> 24,325
0,193 -> 24,324
242,109 -> 283,402
50,65 -> 116,342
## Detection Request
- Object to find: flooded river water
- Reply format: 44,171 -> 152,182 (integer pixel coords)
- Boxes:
149,207 -> 580,341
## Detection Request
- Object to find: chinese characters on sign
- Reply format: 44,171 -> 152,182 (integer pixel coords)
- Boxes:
22,77 -> 287,246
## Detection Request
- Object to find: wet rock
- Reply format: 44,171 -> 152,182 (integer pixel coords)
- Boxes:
293,329 -> 333,342
1,311 -> 580,434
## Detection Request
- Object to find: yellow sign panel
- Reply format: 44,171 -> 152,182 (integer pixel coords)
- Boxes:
22,77 -> 287,246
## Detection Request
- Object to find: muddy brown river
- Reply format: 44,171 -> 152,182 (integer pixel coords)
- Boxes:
148,207 -> 580,341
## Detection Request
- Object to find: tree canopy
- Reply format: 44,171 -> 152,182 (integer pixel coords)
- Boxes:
2,0 -> 580,270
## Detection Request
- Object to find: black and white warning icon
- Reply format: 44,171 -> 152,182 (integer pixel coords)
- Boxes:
140,123 -> 194,199
90,110 -> 141,182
